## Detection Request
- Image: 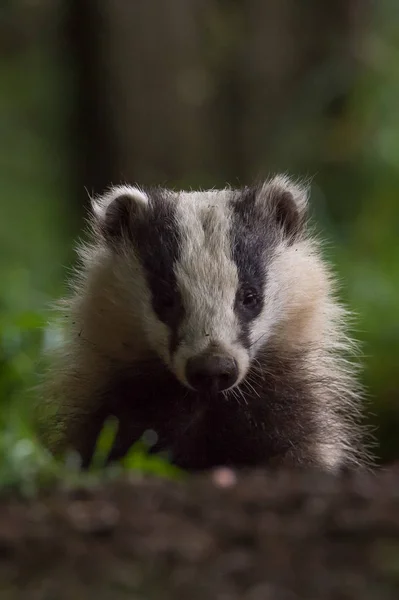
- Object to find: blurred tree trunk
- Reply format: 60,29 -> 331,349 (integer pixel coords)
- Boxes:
66,0 -> 372,195
65,0 -> 119,210
100,0 -> 214,188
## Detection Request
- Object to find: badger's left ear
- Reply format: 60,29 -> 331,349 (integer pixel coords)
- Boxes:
256,175 -> 309,240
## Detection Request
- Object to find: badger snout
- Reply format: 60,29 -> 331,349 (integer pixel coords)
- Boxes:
185,352 -> 239,393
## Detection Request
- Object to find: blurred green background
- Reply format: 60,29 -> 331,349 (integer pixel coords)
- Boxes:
0,0 -> 398,464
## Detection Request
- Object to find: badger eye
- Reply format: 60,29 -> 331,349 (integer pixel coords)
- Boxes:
156,292 -> 184,324
241,288 -> 259,309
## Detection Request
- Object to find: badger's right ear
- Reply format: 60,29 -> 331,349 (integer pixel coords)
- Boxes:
91,185 -> 149,244
255,175 -> 309,241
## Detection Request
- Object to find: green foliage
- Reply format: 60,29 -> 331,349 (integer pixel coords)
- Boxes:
0,409 -> 183,496
92,418 -> 184,479
0,418 -> 58,496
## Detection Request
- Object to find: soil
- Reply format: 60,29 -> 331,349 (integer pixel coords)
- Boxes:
1,466 -> 399,599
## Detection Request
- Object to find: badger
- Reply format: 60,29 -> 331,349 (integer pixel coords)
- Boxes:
37,175 -> 370,471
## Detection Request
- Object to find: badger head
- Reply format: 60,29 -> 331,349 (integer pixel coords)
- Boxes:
91,177 -> 315,395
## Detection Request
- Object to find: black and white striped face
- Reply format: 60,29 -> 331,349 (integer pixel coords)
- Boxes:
93,177 -> 309,394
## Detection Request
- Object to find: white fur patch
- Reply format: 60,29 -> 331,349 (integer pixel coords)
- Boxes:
171,191 -> 250,387
248,238 -> 328,354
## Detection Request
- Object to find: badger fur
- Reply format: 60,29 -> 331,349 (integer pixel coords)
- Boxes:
37,176 -> 370,471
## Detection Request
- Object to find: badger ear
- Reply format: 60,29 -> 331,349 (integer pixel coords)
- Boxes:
91,185 -> 149,244
256,175 -> 309,240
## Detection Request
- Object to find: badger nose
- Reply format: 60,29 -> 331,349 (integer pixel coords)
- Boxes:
186,353 -> 239,393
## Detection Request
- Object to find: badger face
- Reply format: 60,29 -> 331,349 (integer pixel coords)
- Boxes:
92,177 -> 309,394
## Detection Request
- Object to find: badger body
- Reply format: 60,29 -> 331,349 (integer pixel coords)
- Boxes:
38,177 -> 369,471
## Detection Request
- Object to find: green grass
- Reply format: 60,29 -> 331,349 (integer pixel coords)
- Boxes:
0,410 -> 184,497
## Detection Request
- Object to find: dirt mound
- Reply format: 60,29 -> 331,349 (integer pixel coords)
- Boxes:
0,467 -> 399,599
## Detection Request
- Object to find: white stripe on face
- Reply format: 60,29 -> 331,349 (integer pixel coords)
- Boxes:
171,191 -> 250,386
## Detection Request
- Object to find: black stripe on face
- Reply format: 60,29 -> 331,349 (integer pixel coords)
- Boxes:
230,188 -> 277,348
127,188 -> 184,354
